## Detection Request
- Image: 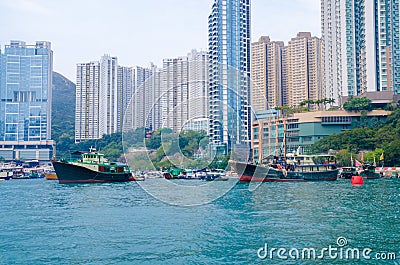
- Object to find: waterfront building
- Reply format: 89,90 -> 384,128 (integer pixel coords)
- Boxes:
0,41 -> 55,161
75,61 -> 101,143
252,110 -> 390,163
321,0 -> 400,104
208,0 -> 251,155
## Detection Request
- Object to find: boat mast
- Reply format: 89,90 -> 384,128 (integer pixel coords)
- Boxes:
283,116 -> 287,158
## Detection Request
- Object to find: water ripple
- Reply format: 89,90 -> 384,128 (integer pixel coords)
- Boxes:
0,178 -> 399,264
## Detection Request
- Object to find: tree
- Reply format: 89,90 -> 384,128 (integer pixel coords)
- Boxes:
335,149 -> 357,167
343,97 -> 373,112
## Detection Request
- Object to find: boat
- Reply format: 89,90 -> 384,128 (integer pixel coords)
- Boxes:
0,168 -> 13,180
340,167 -> 358,179
12,167 -> 30,179
52,149 -> 132,184
204,169 -> 228,181
229,153 -> 339,182
44,168 -> 58,180
163,168 -> 184,179
359,163 -> 381,179
24,168 -> 45,179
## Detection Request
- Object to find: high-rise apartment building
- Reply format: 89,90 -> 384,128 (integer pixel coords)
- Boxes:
208,0 -> 251,155
251,36 -> 284,112
131,65 -> 159,131
118,65 -> 134,131
75,55 -> 124,143
0,41 -> 54,160
322,0 -> 400,103
99,55 -> 118,136
188,50 -> 209,124
75,61 -> 100,143
286,32 -> 323,110
154,50 -> 208,133
160,57 -> 189,132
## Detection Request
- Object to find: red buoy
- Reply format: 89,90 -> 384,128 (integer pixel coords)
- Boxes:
351,175 -> 364,185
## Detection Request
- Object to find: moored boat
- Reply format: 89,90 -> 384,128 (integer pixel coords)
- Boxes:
52,149 -> 132,184
44,168 -> 58,180
230,153 -> 338,182
0,168 -> 13,180
340,167 -> 358,179
359,163 -> 381,179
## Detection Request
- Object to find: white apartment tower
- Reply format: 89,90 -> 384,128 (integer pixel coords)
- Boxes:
118,66 -> 134,131
160,57 -> 189,132
99,55 -> 118,136
75,55 -> 122,143
188,49 -> 209,125
322,0 -> 400,101
75,62 -> 100,143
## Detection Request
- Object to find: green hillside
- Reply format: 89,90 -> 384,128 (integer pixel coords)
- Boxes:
51,72 -> 76,158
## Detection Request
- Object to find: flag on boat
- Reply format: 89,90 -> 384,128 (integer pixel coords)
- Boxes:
380,153 -> 384,160
355,159 -> 362,167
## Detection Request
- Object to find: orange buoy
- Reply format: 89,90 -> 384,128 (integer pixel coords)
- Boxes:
351,175 -> 364,185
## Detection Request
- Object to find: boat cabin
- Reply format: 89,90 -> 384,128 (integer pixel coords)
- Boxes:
81,152 -> 107,164
286,154 -> 336,166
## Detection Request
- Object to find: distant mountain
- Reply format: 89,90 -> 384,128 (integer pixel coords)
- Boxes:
52,72 -> 75,148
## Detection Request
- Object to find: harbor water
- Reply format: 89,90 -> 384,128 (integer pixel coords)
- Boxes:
0,178 -> 399,264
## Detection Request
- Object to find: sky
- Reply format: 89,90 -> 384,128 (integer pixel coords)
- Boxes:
0,0 -> 321,82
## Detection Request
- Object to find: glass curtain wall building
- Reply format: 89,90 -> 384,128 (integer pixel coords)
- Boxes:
0,41 -> 54,160
208,0 -> 251,156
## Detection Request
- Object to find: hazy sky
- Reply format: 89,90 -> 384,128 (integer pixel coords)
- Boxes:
0,0 -> 320,81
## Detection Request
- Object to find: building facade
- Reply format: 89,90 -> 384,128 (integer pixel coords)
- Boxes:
0,41 -> 54,161
99,55 -> 118,136
286,32 -> 323,110
118,65 -> 134,131
208,0 -> 251,155
252,110 -> 390,163
132,65 -> 156,131
75,61 -> 100,143
188,49 -> 209,127
322,0 -> 400,103
251,36 -> 285,112
76,55 -> 137,143
160,57 -> 189,132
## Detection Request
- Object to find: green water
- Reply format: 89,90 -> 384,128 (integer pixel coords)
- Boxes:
0,178 -> 399,264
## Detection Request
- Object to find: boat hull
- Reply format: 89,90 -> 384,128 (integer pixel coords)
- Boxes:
53,161 -> 132,184
44,172 -> 58,180
230,160 -> 338,182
